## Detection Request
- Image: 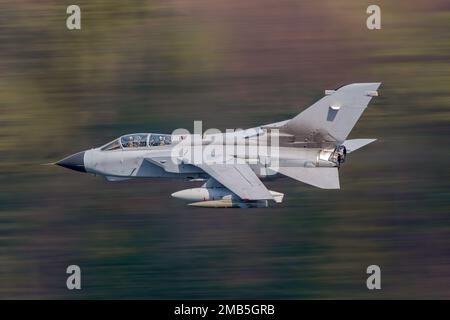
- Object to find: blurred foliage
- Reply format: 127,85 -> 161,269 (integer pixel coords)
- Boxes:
0,0 -> 449,299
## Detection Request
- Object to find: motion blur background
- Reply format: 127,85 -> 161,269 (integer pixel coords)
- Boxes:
1,0 -> 449,299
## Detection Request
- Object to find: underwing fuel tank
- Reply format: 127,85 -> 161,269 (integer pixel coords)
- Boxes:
188,199 -> 269,208
171,187 -> 284,203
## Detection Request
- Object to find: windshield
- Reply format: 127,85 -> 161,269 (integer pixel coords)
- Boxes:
101,139 -> 122,151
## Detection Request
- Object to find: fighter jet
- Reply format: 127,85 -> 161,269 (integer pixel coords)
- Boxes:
55,83 -> 380,208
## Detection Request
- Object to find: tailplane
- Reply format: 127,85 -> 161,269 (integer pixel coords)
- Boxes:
343,139 -> 377,153
276,167 -> 340,189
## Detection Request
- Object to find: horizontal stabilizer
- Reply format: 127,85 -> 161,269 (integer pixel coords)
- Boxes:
269,190 -> 284,203
276,167 -> 340,189
343,139 -> 376,153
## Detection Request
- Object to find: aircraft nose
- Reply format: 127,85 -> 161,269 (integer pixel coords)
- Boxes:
56,151 -> 86,173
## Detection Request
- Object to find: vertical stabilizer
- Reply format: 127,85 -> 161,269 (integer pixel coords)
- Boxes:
285,83 -> 381,143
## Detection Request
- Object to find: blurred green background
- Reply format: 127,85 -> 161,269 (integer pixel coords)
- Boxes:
0,0 -> 449,299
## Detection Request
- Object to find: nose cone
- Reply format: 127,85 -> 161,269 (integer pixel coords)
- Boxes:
57,151 -> 86,172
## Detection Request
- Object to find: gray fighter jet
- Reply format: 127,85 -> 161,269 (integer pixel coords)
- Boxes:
55,83 -> 380,208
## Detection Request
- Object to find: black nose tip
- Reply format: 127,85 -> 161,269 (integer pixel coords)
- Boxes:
57,151 -> 86,172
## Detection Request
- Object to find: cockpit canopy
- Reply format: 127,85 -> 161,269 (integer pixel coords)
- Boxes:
121,134 -> 148,148
101,133 -> 172,151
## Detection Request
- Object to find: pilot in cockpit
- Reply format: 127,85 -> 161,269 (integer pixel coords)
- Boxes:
126,136 -> 134,148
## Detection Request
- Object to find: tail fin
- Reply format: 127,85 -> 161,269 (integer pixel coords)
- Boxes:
285,83 -> 381,144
